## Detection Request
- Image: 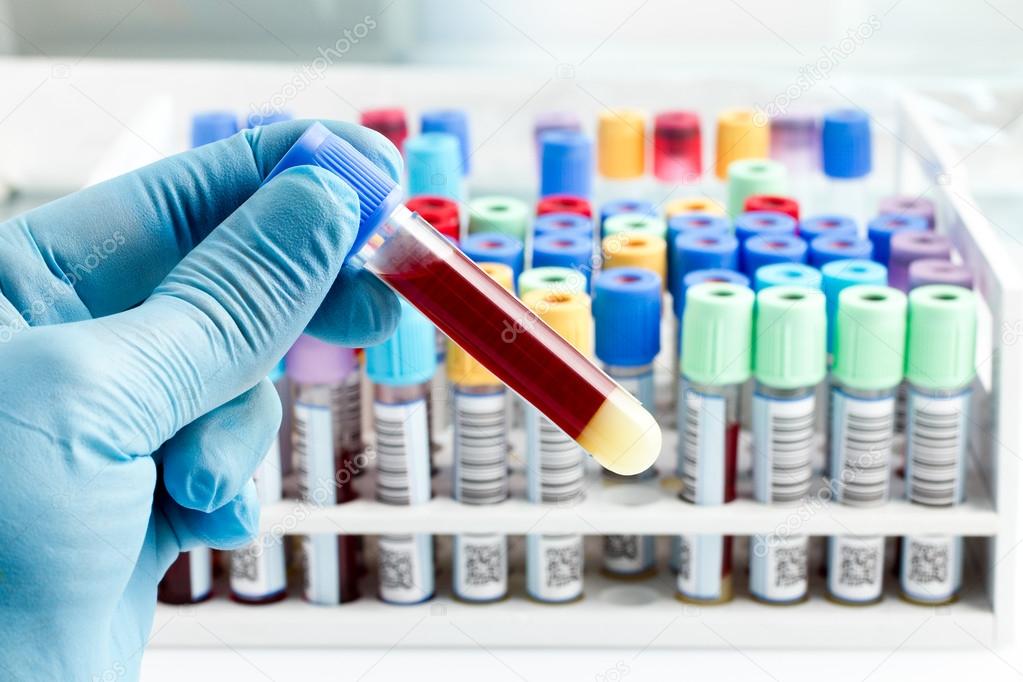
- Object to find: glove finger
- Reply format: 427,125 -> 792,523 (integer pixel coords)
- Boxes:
158,479 -> 260,552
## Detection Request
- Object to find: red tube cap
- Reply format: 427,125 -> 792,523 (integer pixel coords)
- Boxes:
536,194 -> 592,218
407,195 -> 460,242
653,111 -> 701,182
361,108 -> 408,153
744,194 -> 800,221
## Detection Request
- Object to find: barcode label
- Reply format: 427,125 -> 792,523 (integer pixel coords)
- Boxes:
829,390 -> 894,506
526,534 -> 583,602
603,534 -> 656,576
453,533 -> 507,602
526,410 -> 585,504
253,440 -> 283,505
679,388 -> 728,505
374,400 -> 432,505
676,533 -> 729,602
301,533 -> 340,604
900,535 -> 962,604
231,534 -> 287,600
827,535 -> 884,603
337,372 -> 363,456
294,402 -> 336,505
750,534 -> 808,603
905,390 -> 970,506
752,392 -> 816,504
378,534 -> 435,604
452,391 -> 509,505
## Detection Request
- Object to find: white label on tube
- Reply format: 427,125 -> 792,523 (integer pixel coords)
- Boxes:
231,534 -> 287,601
294,402 -> 337,505
679,387 -> 728,505
527,534 -> 583,603
188,546 -> 212,601
676,533 -> 728,602
905,389 -> 970,506
339,372 -> 363,455
525,409 -> 585,504
829,389 -> 894,506
827,535 -> 884,604
752,392 -> 815,504
900,535 -> 962,603
253,439 -> 283,505
750,534 -> 808,604
452,391 -> 508,505
603,534 -> 656,576
453,533 -> 507,602
378,534 -> 434,604
374,399 -> 432,505
302,534 -> 340,605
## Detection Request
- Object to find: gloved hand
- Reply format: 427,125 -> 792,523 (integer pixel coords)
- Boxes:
0,120 -> 401,680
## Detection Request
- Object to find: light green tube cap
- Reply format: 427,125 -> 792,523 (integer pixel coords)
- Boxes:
603,213 -> 668,239
518,266 -> 588,297
726,158 -> 787,217
754,285 -> 826,389
906,285 -> 976,390
467,196 -> 530,239
682,282 -> 754,386
832,285 -> 907,391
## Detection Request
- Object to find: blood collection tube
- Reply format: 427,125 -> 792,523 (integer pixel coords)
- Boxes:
594,268 -> 662,578
715,109 -> 768,181
268,124 -> 662,476
665,196 -> 726,219
158,548 -> 213,604
536,194 -> 592,218
887,231 -> 952,292
666,214 -> 730,298
601,232 -> 667,288
744,195 -> 800,221
820,259 -> 888,358
468,196 -> 529,241
360,108 -> 408,153
534,111 -> 582,160
867,214 -> 928,267
822,109 -> 873,227
448,263 -> 513,603
532,233 -> 596,289
809,235 -> 874,268
726,160 -> 788,218
676,282 -> 753,602
742,233 -> 808,279
734,211 -> 797,246
878,195 -> 935,230
750,285 -> 826,605
603,213 -> 667,242
798,214 -> 858,243
908,259 -> 973,290
600,199 -> 657,230
230,435 -> 288,605
653,110 -> 702,183
287,335 -> 361,605
406,196 -> 460,244
461,233 -> 524,290
540,131 -> 593,199
421,108 -> 470,175
518,266 -> 588,298
191,110 -> 238,148
827,285 -> 906,605
754,263 -> 822,292
769,113 -> 818,173
366,300 -> 437,604
522,290 -> 593,603
597,109 -> 647,199
534,212 -> 594,241
405,133 -> 463,203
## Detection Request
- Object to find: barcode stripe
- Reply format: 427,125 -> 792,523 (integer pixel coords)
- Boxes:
453,392 -> 509,505
906,391 -> 968,506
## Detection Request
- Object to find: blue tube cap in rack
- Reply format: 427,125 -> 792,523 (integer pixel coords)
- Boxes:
421,109 -> 470,174
534,212 -> 594,240
743,233 -> 808,277
676,269 -> 750,320
406,133 -> 462,201
191,111 -> 238,148
822,109 -> 872,179
809,234 -> 873,268
462,233 -> 525,285
600,199 -> 657,227
365,299 -> 438,386
532,233 -> 594,285
867,214 -> 928,266
734,211 -> 797,244
667,212 -> 731,300
754,263 -> 822,292
246,110 -> 292,127
798,214 -> 858,242
674,231 -> 739,277
540,131 -> 593,198
594,268 -> 662,367
821,259 -> 888,353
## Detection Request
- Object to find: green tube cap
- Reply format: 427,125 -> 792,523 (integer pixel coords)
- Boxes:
906,285 -> 976,390
468,196 -> 529,239
754,285 -> 826,388
603,213 -> 667,239
832,285 -> 907,391
682,282 -> 754,385
726,159 -> 787,216
517,266 -> 587,297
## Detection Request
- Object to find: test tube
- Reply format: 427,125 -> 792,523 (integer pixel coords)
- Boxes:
676,282 -> 753,602
798,214 -> 858,243
600,199 -> 658,230
597,110 -> 647,199
878,195 -> 935,230
908,259 -> 973,290
867,214 -> 928,267
603,213 -> 667,241
420,108 -> 470,175
900,285 -> 976,605
653,110 -> 702,183
742,233 -> 808,279
157,548 -> 213,604
734,211 -> 796,272
523,290 -> 593,603
191,110 -> 238,148
820,259 -> 888,358
365,300 -> 437,604
268,124 -> 662,476
809,235 -> 874,268
827,285 -> 907,605
754,263 -> 822,292
666,214 -> 730,299
406,196 -> 460,244
665,196 -> 726,219
532,233 -> 596,288
822,109 -> 873,227
540,131 -> 593,199
534,212 -> 595,241
468,196 -> 529,241
715,109 -> 769,181
594,269 -> 662,578
461,233 -> 525,290
769,113 -> 818,173
887,231 -> 952,292
750,285 -> 827,605
518,266 -> 588,298
448,263 -> 513,603
726,160 -> 788,218
744,195 -> 800,221
287,335 -> 361,605
246,110 -> 292,128
537,194 -> 593,218
405,133 -> 463,203
534,111 -> 582,160
360,108 -> 408,153
601,232 -> 667,288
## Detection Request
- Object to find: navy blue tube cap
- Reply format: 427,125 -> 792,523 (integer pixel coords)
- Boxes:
675,230 -> 740,276
734,211 -> 797,242
421,109 -> 470,174
534,212 -> 594,239
532,233 -> 593,270
594,268 -> 662,366
809,234 -> 873,268
264,123 -> 403,259
822,109 -> 872,179
541,131 -> 593,198
675,268 -> 750,318
600,198 -> 657,225
462,232 -> 525,273
668,213 -> 731,236
798,214 -> 858,241
743,233 -> 808,277
191,111 -> 238,148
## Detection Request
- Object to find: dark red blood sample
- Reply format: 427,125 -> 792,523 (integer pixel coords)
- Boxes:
158,552 -> 212,605
378,247 -> 615,439
537,194 -> 592,218
722,421 -> 740,579
745,195 -> 800,221
361,108 -> 408,152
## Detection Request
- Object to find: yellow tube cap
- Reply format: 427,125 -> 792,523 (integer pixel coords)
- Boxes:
446,262 -> 514,386
598,110 -> 646,179
521,290 -> 594,357
601,232 -> 667,289
665,196 -> 726,218
715,109 -> 769,180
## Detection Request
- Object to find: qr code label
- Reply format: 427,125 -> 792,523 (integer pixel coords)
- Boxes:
528,535 -> 583,602
675,534 -> 727,602
900,536 -> 960,603
454,534 -> 507,602
603,534 -> 655,576
378,534 -> 434,604
828,536 -> 884,603
751,535 -> 807,603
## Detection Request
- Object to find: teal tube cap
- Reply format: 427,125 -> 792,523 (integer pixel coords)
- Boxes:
365,299 -> 438,386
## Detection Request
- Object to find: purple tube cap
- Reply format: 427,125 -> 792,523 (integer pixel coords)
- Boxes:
878,195 -> 935,229
286,334 -> 358,384
889,231 -> 951,263
909,259 -> 973,290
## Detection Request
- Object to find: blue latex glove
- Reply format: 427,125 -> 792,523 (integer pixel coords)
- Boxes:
0,120 -> 401,679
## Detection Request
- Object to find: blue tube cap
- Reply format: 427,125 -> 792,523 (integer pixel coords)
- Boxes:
754,263 -> 823,292
674,231 -> 739,280
532,233 -> 594,281
594,268 -> 662,366
462,233 -> 525,282
821,258 -> 888,352
867,214 -> 928,266
406,133 -> 462,201
799,214 -> 858,242
541,131 -> 593,198
676,269 -> 750,319
246,110 -> 292,128
191,111 -> 238,148
534,212 -> 594,240
667,212 -> 732,303
365,299 -> 438,386
822,109 -> 872,179
600,199 -> 657,227
734,211 -> 797,244
743,233 -> 808,278
265,122 -> 402,259
809,234 -> 873,268
421,109 -> 470,174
